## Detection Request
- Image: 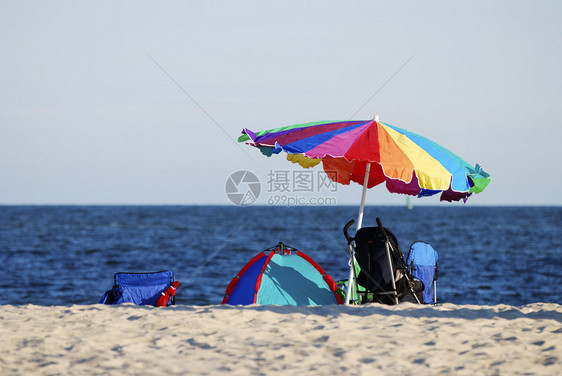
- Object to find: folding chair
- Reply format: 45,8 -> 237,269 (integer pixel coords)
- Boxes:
407,242 -> 438,304
99,271 -> 178,307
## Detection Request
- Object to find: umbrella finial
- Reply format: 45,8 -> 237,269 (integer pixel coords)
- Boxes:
374,115 -> 380,122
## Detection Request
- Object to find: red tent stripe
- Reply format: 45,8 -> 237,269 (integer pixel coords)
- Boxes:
323,275 -> 343,305
253,251 -> 275,304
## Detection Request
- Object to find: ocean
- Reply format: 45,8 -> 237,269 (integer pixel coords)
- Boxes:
0,205 -> 560,307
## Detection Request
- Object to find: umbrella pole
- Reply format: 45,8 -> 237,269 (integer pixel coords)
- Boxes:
356,163 -> 371,229
345,162 -> 371,305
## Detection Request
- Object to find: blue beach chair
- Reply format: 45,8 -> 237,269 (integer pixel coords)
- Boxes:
406,242 -> 438,304
99,271 -> 178,307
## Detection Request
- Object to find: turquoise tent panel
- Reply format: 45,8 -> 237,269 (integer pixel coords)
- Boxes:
256,254 -> 338,305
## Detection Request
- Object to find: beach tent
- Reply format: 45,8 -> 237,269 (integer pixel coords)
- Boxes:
223,243 -> 343,306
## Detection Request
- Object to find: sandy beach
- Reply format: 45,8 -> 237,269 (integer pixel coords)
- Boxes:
0,303 -> 560,375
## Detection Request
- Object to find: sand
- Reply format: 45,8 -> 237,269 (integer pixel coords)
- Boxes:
0,303 -> 560,375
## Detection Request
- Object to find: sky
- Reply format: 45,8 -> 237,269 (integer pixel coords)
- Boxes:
1,1 -> 561,206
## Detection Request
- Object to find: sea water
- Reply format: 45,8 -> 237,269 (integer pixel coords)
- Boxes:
0,205 -> 560,306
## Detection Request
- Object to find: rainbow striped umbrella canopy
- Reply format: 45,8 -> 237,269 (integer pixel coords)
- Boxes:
239,119 -> 490,202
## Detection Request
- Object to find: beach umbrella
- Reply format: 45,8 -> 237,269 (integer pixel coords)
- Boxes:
238,116 -> 490,303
